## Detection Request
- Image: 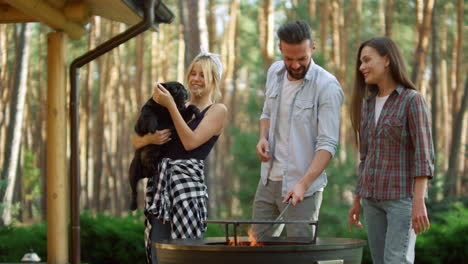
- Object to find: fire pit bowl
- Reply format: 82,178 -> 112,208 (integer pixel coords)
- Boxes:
155,236 -> 366,264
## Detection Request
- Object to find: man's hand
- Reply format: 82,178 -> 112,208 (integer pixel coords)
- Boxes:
256,138 -> 272,162
283,181 -> 308,206
348,196 -> 363,232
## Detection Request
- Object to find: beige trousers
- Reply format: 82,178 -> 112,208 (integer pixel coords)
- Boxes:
252,179 -> 322,239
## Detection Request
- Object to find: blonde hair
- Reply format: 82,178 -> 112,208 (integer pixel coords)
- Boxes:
185,56 -> 222,101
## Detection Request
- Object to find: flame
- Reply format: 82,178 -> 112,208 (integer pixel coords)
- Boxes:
227,233 -> 239,246
227,228 -> 264,246
227,238 -> 236,246
247,228 -> 261,246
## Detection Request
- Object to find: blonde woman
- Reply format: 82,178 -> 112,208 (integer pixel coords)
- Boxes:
132,49 -> 227,264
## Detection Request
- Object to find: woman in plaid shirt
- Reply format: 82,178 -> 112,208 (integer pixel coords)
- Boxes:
348,37 -> 434,264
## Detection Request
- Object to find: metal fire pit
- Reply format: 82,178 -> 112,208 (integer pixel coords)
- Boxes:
154,220 -> 366,264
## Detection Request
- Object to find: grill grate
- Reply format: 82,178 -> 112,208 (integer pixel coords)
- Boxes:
205,219 -> 319,246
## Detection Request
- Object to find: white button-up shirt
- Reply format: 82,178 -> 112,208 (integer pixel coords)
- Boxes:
260,59 -> 344,197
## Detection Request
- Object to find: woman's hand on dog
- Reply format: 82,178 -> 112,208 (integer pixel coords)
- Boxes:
153,83 -> 175,108
146,129 -> 172,145
132,129 -> 172,148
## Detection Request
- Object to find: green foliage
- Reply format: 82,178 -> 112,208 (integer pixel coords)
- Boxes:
22,151 -> 41,212
319,147 -> 358,236
316,148 -> 372,263
204,221 -> 229,237
2,151 -> 42,224
80,212 -> 145,263
0,175 -> 5,218
0,222 -> 47,262
0,212 -> 146,264
415,205 -> 468,264
239,0 -> 271,84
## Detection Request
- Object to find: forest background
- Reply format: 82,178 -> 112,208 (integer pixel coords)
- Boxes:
0,0 -> 467,263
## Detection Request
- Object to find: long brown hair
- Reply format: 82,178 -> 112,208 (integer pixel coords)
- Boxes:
350,37 -> 416,147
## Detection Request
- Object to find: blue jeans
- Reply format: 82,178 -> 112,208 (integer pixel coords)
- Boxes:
362,197 -> 416,264
146,215 -> 171,264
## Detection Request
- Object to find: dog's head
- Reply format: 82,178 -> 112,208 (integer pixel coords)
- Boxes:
160,81 -> 188,110
134,82 -> 189,135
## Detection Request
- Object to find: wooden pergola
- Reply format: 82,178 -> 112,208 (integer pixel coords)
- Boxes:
1,1 -> 173,263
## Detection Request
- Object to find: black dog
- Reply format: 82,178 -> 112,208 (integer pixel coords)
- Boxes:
129,81 -> 199,211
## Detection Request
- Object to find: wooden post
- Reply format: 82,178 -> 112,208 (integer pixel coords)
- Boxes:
47,32 -> 69,264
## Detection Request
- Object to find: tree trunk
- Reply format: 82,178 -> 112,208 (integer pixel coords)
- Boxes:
411,0 -> 434,90
178,0 -> 188,69
135,34 -> 145,107
354,0 -> 362,55
319,0 -> 329,60
429,5 -> 438,200
453,0 -> 463,120
13,145 -> 23,222
329,0 -> 341,76
258,0 -> 275,69
186,0 -> 201,62
459,113 -> 467,196
26,24 -> 48,220
227,25 -> 242,216
445,76 -> 468,197
177,24 -> 185,83
0,26 -> 15,165
116,27 -> 134,212
215,0 -> 240,217
92,17 -> 108,212
377,0 -> 385,35
198,0 -> 209,49
329,4 -> 343,167
207,0 -> 216,51
385,0 -> 395,37
0,25 -> 9,140
221,0 -> 240,104
224,2 -> 240,215
414,0 -> 423,49
453,0 -> 464,196
1,23 -> 30,225
308,0 -> 317,21
439,4 -> 450,172
82,17 -> 96,211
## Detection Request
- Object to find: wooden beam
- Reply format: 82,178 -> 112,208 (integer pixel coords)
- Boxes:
47,31 -> 69,264
88,0 -> 142,25
0,4 -> 37,23
64,2 -> 91,24
5,0 -> 86,40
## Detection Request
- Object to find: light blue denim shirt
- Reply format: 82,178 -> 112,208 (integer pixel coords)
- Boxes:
260,60 -> 344,197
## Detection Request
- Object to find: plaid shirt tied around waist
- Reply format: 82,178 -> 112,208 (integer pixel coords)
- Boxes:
355,86 -> 434,200
145,158 -> 208,239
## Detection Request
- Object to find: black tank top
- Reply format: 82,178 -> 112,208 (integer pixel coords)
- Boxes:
165,105 -> 219,160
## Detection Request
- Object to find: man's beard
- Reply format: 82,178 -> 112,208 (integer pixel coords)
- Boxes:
286,61 -> 310,80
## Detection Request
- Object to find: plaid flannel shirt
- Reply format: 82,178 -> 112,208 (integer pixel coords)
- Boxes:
355,86 -> 434,200
145,158 -> 208,239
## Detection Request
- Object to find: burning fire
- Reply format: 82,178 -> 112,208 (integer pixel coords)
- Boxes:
227,228 -> 264,246
247,228 -> 262,246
